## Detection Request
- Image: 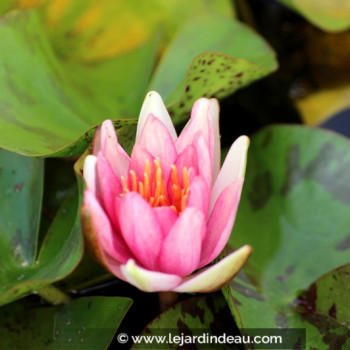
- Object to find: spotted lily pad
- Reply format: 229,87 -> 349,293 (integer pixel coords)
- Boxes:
297,264 -> 350,327
0,296 -> 132,349
150,15 -> 278,123
132,294 -> 236,349
223,125 -> 350,348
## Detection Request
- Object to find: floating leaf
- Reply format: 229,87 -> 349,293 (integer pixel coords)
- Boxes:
277,0 -> 350,32
296,86 -> 350,126
42,0 -> 233,62
0,296 -> 132,349
223,125 -> 350,347
0,9 -> 155,156
0,150 -> 83,305
150,15 -> 277,123
132,294 -> 236,349
297,264 -> 350,328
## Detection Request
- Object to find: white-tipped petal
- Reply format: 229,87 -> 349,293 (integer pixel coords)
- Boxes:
136,91 -> 177,143
121,259 -> 182,292
83,155 -> 97,192
209,98 -> 221,181
174,245 -> 252,293
209,136 -> 249,214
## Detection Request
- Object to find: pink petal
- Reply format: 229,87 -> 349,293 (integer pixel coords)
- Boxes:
120,259 -> 182,292
96,153 -> 122,229
129,144 -> 154,180
186,176 -> 210,229
158,208 -> 204,276
209,99 -> 221,180
167,145 -> 198,199
210,135 -> 249,213
139,115 -> 177,179
193,133 -> 212,188
174,245 -> 252,293
103,256 -> 127,282
136,91 -> 177,143
199,179 -> 244,267
173,144 -> 198,174
116,192 -> 163,270
153,207 -> 178,238
83,190 -> 132,264
83,155 -> 97,193
176,98 -> 211,155
100,120 -> 129,158
95,120 -> 130,178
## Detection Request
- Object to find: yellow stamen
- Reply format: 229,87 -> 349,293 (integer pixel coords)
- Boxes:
129,170 -> 137,192
121,176 -> 129,194
118,158 -> 190,214
183,167 -> 189,190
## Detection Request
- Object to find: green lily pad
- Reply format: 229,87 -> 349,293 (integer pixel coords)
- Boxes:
277,0 -> 350,32
0,9 -> 155,156
150,15 -> 278,123
132,294 -> 236,349
0,150 -> 83,306
223,125 -> 350,348
297,264 -> 350,327
0,296 -> 132,349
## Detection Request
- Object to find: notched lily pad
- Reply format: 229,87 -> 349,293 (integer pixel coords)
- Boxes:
223,125 -> 350,348
167,51 -> 273,123
150,15 -> 278,124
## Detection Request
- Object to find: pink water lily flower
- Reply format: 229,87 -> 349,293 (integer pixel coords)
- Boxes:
81,91 -> 252,293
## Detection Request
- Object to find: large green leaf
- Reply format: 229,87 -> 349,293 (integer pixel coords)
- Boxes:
132,294 -> 235,349
298,264 -> 350,327
150,15 -> 278,123
0,150 -> 83,305
0,296 -> 132,349
277,0 -> 350,32
223,125 -> 350,348
0,9 -> 155,156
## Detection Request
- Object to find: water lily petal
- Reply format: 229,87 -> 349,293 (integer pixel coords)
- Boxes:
83,155 -> 97,193
158,208 -> 204,276
174,245 -> 252,293
121,259 -> 182,292
193,133 -> 212,188
95,120 -> 130,178
187,176 -> 210,225
209,98 -> 221,180
129,144 -> 154,179
200,179 -> 243,267
176,98 -> 211,154
168,144 -> 198,197
103,256 -> 127,282
139,115 -> 177,179
154,207 -> 178,238
210,135 -> 249,214
83,190 -> 132,264
173,144 -> 198,175
136,91 -> 177,143
117,192 -> 163,270
96,152 -> 122,229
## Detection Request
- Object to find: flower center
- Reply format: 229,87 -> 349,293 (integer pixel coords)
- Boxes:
120,159 -> 189,214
